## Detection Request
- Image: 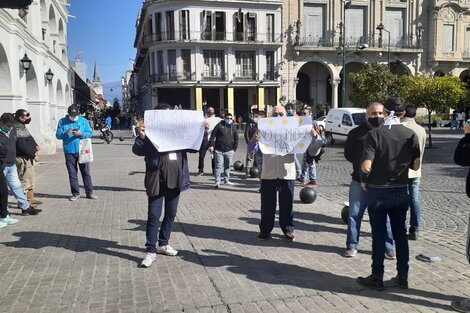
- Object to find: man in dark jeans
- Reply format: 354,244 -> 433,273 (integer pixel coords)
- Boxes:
197,107 -> 220,176
56,105 -> 97,201
357,97 -> 420,290
451,124 -> 470,312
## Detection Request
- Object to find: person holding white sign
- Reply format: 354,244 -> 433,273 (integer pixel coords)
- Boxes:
255,105 -> 316,241
209,112 -> 238,188
133,104 -> 199,268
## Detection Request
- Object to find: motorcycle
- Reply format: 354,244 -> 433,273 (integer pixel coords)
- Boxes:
98,121 -> 113,144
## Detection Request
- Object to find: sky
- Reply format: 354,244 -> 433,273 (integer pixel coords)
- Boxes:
67,0 -> 141,84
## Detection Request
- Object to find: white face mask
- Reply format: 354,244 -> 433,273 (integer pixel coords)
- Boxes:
69,115 -> 78,122
253,118 -> 259,123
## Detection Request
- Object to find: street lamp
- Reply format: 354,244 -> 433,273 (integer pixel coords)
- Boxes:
20,53 -> 32,72
338,44 -> 369,106
376,23 -> 391,69
338,0 -> 353,107
45,68 -> 54,83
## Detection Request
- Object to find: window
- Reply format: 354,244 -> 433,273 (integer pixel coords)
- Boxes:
166,11 -> 175,40
203,50 -> 224,79
266,14 -> 274,42
182,49 -> 192,80
246,13 -> 256,41
342,114 -> 352,126
266,51 -> 275,80
155,13 -> 162,41
179,10 -> 190,40
235,51 -> 256,80
151,51 -> 155,75
42,28 -> 46,40
443,24 -> 454,53
214,12 -> 226,40
385,9 -> 405,46
235,11 -> 244,41
156,51 -> 164,79
304,5 -> 325,44
167,50 -> 176,80
201,11 -> 212,40
465,28 -> 470,56
234,12 -> 256,41
345,7 -> 366,45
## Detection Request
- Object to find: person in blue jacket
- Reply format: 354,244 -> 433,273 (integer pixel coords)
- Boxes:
56,105 -> 98,201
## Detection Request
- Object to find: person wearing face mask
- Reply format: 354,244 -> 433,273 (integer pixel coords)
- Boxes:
14,109 -> 42,206
244,110 -> 261,178
196,106 -> 221,176
56,105 -> 97,201
344,102 -> 395,258
209,112 -> 238,188
0,113 -> 41,218
401,106 -> 426,241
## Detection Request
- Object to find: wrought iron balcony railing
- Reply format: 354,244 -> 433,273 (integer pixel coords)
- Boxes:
141,31 -> 282,45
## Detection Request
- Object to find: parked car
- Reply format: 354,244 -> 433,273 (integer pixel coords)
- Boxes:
324,108 -> 366,144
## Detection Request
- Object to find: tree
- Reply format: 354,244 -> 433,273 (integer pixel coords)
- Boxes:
349,63 -> 402,107
400,75 -> 466,148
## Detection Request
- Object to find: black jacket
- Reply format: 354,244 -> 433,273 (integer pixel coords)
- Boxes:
14,121 -> 37,159
344,124 -> 371,183
454,133 -> 470,198
0,128 -> 17,166
244,121 -> 257,144
209,121 -> 238,152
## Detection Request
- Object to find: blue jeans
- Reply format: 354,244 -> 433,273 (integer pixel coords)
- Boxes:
3,164 -> 29,209
367,186 -> 409,280
294,155 -> 301,177
65,153 -> 94,196
301,155 -> 317,182
254,151 -> 263,178
408,178 -> 421,233
259,179 -> 295,235
346,180 -> 394,250
214,150 -> 234,183
146,187 -> 180,253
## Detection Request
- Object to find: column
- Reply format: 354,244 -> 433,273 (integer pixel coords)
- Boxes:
227,87 -> 234,114
258,87 -> 265,111
219,88 -> 224,112
190,87 -> 195,110
196,87 -> 203,111
330,79 -> 340,109
276,87 -> 281,105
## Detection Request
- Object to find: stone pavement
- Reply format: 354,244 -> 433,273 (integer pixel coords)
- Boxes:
0,128 -> 469,313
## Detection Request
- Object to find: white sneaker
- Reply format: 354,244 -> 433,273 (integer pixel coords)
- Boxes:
1,214 -> 18,225
140,253 -> 157,268
224,181 -> 235,186
344,248 -> 357,257
0,220 -> 7,229
157,245 -> 178,256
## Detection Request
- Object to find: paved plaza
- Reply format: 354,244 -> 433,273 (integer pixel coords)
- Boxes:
0,128 -> 469,313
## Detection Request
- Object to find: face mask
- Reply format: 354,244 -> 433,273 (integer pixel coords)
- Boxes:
253,118 -> 259,124
367,117 -> 385,128
24,118 -> 31,125
0,125 -> 11,133
286,109 -> 293,116
69,115 -> 78,122
225,118 -> 233,125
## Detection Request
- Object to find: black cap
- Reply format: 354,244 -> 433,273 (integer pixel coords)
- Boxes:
67,105 -> 79,115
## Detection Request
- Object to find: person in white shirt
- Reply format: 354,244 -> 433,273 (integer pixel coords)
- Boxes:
196,107 -> 222,176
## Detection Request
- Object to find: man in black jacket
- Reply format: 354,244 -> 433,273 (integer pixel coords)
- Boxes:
209,112 -> 238,188
14,109 -> 42,206
344,102 -> 395,258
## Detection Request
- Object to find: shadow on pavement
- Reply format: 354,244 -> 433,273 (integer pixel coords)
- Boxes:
92,185 -> 143,192
180,249 -> 456,311
1,231 -> 143,264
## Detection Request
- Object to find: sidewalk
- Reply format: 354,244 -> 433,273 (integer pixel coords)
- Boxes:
0,129 -> 469,313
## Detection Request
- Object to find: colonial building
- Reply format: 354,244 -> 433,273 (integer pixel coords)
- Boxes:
133,0 -> 283,118
0,0 -> 70,154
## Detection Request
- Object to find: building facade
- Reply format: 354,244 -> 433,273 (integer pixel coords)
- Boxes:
133,0 -> 283,119
0,0 -> 70,154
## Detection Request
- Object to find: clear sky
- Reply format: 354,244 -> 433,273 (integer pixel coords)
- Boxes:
67,0 -> 141,84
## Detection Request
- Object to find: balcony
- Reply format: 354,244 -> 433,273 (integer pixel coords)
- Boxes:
150,72 -> 196,83
141,31 -> 282,46
234,71 -> 257,81
201,70 -> 226,81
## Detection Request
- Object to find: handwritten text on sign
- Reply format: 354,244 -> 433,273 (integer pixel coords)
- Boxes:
258,116 -> 312,155
144,110 -> 205,152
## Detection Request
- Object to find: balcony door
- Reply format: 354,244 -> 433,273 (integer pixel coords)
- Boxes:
304,4 -> 324,45
345,7 -> 366,46
385,9 -> 405,46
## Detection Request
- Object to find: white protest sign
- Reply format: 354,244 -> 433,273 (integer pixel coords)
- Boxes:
144,110 -> 205,152
258,116 -> 312,155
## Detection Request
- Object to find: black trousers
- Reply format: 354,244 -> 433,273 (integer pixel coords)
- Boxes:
259,179 -> 295,235
0,168 -> 8,218
198,144 -> 215,173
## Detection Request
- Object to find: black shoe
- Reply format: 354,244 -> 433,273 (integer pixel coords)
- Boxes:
258,233 -> 270,240
357,275 -> 384,290
391,276 -> 408,289
452,298 -> 470,313
21,206 -> 42,216
196,171 -> 204,176
408,232 -> 419,240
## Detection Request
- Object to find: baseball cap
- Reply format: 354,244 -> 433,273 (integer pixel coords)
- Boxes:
67,105 -> 79,115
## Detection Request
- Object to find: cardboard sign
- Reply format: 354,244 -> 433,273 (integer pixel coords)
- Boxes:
257,116 -> 312,155
144,110 -> 204,152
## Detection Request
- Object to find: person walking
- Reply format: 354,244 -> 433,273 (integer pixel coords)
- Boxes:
197,106 -> 221,176
14,109 -> 42,206
450,123 -> 470,312
402,106 -> 427,240
209,112 -> 238,187
56,105 -> 97,201
344,102 -> 395,258
300,106 -> 321,187
357,97 -> 421,290
132,104 -> 194,268
1,113 -> 40,216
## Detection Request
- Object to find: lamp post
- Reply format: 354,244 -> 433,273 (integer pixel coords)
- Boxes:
20,53 -> 32,72
376,23 -> 390,69
338,0 -> 352,107
45,68 -> 54,83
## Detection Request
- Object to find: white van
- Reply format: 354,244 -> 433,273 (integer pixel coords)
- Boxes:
324,108 -> 366,144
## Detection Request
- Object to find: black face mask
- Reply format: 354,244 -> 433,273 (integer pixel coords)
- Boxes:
24,118 -> 31,125
367,117 -> 384,128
